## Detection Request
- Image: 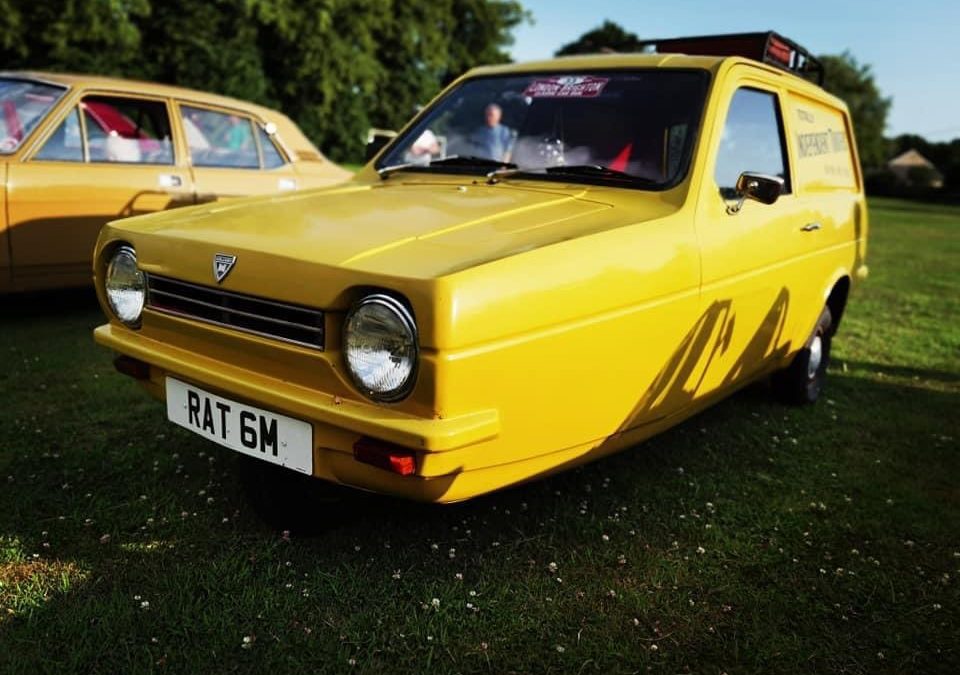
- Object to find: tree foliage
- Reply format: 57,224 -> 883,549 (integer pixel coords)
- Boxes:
0,0 -> 527,161
819,53 -> 891,170
555,20 -> 642,56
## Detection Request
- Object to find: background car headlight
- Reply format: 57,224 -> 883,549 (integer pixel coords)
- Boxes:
105,245 -> 145,327
344,294 -> 418,402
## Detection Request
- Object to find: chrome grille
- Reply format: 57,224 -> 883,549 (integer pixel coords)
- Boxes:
146,275 -> 324,350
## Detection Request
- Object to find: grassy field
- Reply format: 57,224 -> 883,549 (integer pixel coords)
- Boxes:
1,197 -> 957,673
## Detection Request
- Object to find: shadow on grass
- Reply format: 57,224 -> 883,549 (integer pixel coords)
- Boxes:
2,371 -> 957,671
834,359 -> 960,385
0,287 -> 100,321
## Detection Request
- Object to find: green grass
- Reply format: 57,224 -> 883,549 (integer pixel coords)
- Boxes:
1,197 -> 958,674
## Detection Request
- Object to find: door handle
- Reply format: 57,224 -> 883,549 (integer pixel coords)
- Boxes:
801,222 -> 821,232
158,173 -> 183,189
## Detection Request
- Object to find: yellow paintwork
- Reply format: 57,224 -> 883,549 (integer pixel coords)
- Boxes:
0,71 -> 351,293
92,53 -> 868,502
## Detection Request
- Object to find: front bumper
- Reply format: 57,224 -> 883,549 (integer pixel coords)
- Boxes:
94,323 -> 500,501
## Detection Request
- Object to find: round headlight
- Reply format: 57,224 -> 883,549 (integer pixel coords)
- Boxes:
105,245 -> 145,327
343,294 -> 418,402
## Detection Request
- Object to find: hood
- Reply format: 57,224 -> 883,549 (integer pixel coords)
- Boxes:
106,176 -> 680,286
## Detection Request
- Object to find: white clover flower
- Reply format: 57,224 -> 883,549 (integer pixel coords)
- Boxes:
696,546 -> 706,555
555,645 -> 565,653
431,598 -> 440,609
547,562 -> 558,573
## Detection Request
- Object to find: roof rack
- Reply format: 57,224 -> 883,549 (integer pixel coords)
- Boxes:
636,31 -> 825,85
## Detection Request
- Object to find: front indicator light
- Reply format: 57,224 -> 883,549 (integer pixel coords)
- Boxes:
104,245 -> 145,327
353,437 -> 417,476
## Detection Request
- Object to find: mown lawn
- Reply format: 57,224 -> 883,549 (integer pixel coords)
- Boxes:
1,197 -> 957,674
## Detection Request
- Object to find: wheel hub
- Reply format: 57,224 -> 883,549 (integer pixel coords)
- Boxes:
807,334 -> 823,379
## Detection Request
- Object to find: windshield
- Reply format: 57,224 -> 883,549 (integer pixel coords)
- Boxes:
0,78 -> 68,154
378,70 -> 709,188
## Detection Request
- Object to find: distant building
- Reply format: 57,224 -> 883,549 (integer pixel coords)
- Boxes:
887,149 -> 944,188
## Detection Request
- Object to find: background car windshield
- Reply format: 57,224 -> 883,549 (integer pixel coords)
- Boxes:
0,78 -> 66,154
379,70 -> 709,186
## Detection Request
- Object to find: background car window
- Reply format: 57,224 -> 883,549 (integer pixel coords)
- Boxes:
181,106 -> 259,169
714,88 -> 790,198
0,78 -> 67,154
35,107 -> 84,162
82,96 -> 173,164
258,126 -> 286,169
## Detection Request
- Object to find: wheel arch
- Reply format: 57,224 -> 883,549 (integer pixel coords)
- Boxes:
823,274 -> 851,336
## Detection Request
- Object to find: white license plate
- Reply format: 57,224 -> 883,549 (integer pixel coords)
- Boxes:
165,378 -> 313,474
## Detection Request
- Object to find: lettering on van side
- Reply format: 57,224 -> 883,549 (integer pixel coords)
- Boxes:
796,129 -> 848,158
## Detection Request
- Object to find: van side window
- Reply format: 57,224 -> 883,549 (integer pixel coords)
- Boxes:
714,88 -> 790,198
35,107 -> 84,162
181,106 -> 259,169
81,96 -> 174,165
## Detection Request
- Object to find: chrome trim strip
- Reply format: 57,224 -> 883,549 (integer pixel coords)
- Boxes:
148,288 -> 323,333
149,275 -> 320,315
148,306 -> 325,351
145,274 -> 324,351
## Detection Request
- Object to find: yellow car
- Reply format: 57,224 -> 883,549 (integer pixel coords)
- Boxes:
93,33 -> 868,507
0,72 -> 350,293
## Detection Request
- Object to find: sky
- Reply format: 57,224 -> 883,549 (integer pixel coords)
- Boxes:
509,0 -> 959,141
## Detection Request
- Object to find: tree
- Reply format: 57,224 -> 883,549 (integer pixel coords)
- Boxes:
819,53 -> 891,170
0,0 -> 148,74
555,20 -> 642,56
0,0 -> 527,162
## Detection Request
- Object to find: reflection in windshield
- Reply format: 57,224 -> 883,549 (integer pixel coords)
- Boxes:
0,79 -> 67,154
379,71 -> 709,187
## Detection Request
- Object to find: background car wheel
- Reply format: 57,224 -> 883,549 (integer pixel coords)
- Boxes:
772,305 -> 833,405
237,455 -> 358,533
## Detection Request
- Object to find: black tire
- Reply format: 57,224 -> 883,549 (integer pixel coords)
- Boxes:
237,455 -> 357,533
772,305 -> 833,405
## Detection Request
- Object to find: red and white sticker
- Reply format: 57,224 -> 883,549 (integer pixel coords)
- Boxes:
523,75 -> 610,99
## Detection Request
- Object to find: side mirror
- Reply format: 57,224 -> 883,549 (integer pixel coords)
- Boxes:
727,172 -> 785,215
365,128 -> 397,162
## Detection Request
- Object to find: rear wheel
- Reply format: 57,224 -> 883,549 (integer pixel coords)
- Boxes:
772,305 -> 833,405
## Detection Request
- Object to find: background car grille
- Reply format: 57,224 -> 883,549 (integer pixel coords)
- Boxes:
146,275 -> 324,350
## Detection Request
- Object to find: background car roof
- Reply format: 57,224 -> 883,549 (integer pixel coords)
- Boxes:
0,70 -> 327,162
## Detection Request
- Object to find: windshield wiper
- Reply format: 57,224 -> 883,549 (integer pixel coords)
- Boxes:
544,164 -> 656,183
429,155 -> 517,170
378,155 -> 517,179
